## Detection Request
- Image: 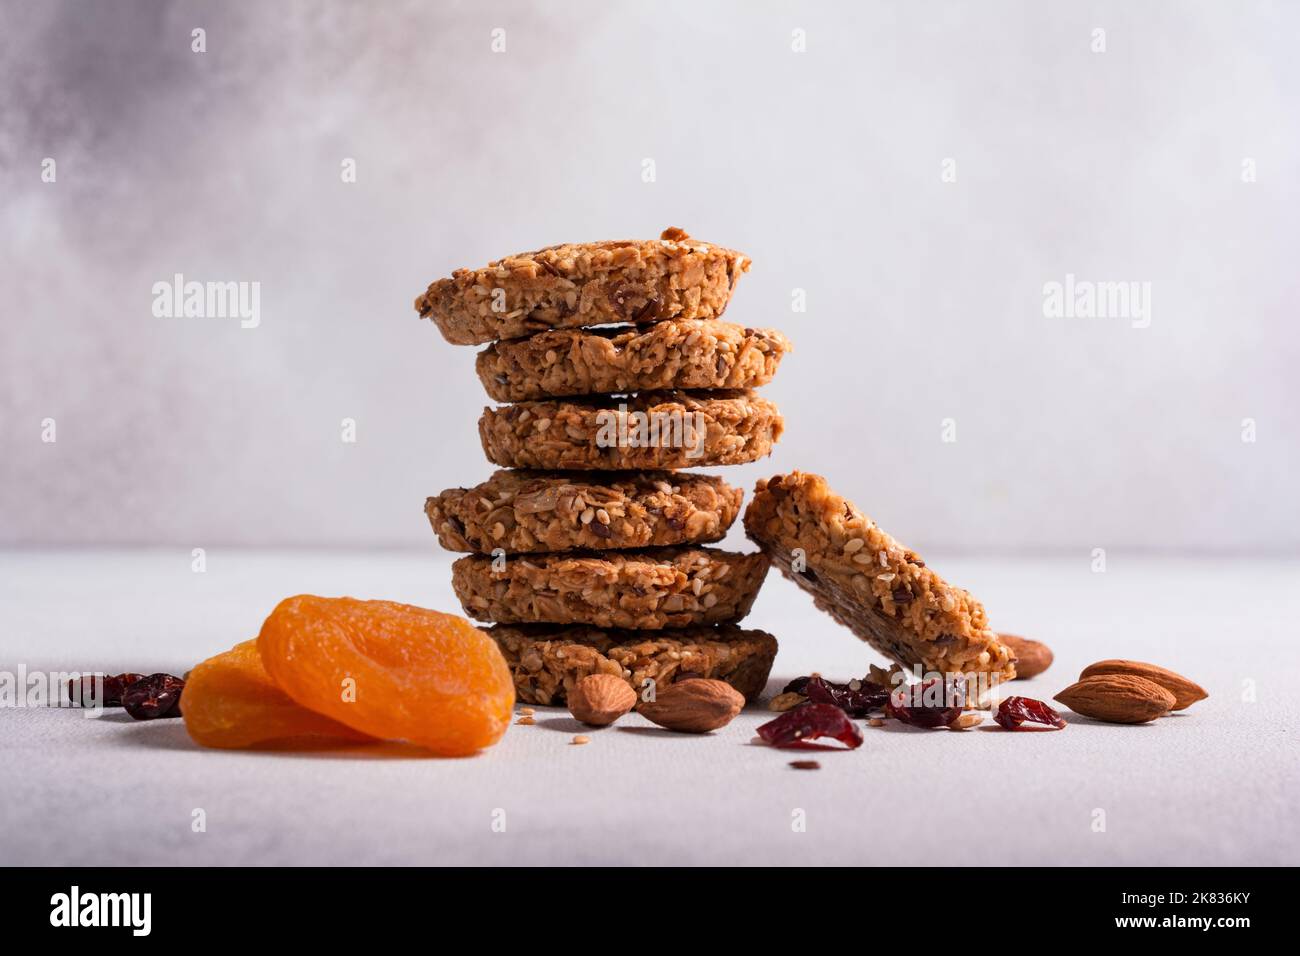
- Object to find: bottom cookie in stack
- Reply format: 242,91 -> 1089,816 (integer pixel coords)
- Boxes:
486,623 -> 778,706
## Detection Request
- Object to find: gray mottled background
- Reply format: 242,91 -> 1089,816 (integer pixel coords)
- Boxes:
2,0 -> 1297,552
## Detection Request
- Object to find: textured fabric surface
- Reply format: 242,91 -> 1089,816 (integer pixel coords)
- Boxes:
2,549 -> 1295,866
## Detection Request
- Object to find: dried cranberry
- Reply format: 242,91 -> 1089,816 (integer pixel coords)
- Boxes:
67,673 -> 146,707
780,674 -> 889,717
994,695 -> 1067,731
886,678 -> 964,728
802,675 -> 889,717
757,703 -> 863,750
781,676 -> 811,695
122,673 -> 185,720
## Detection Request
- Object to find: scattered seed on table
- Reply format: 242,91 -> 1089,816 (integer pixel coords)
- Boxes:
516,716 -> 535,726
572,735 -> 590,746
789,760 -> 820,770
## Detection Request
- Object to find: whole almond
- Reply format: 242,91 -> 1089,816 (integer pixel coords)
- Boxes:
999,633 -> 1053,680
567,673 -> 637,726
1054,674 -> 1175,724
638,678 -> 744,733
1079,659 -> 1206,710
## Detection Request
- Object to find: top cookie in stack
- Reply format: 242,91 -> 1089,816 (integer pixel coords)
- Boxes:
418,228 -> 789,707
416,226 -> 751,346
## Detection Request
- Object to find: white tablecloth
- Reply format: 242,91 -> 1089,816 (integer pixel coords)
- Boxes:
2,549 -> 1295,866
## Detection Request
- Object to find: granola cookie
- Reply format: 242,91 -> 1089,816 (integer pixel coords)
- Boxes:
487,623 -> 779,705
479,390 -> 783,471
416,228 -> 750,346
426,470 -> 743,554
475,319 -> 792,401
451,547 -> 770,629
744,472 -> 1015,679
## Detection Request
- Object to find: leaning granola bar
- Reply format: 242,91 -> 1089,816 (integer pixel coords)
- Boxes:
744,472 -> 1015,679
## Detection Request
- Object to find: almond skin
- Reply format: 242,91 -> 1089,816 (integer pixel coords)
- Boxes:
1079,660 -> 1207,710
999,633 -> 1053,680
638,678 -> 744,733
1054,674 -> 1175,724
567,673 -> 636,726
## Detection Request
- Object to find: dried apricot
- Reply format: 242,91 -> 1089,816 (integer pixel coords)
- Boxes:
257,596 -> 514,756
183,640 -> 372,749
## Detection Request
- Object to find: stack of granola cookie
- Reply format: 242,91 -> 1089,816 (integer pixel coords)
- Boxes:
418,228 -> 788,707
